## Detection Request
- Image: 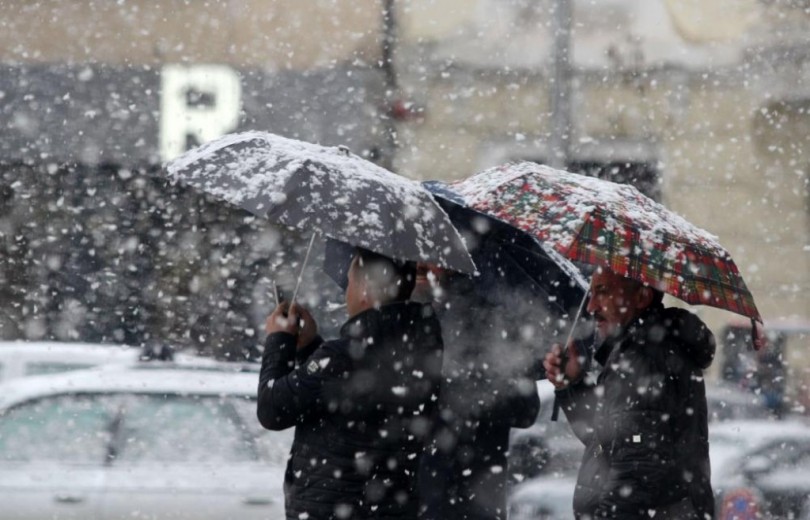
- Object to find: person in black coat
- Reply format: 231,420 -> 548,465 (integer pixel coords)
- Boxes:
544,267 -> 716,520
257,248 -> 443,520
416,266 -> 543,520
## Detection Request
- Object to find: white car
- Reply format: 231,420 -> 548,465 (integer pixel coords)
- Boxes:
709,418 -> 810,518
0,362 -> 290,519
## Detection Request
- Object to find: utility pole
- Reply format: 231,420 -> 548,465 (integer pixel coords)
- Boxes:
550,0 -> 574,422
549,0 -> 572,169
380,0 -> 398,171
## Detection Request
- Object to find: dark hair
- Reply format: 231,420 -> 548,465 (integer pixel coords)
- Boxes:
354,248 -> 417,302
651,287 -> 665,306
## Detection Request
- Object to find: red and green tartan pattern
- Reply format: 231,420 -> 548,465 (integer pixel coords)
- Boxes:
452,162 -> 761,321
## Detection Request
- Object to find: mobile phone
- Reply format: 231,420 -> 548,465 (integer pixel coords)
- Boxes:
273,282 -> 287,306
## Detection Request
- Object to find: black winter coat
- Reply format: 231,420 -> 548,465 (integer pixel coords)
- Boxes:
556,304 -> 716,520
257,302 -> 443,520
418,275 -> 541,520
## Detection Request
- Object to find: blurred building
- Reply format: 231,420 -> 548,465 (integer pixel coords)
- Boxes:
0,0 -> 809,406
0,0 -> 389,357
390,0 -> 810,410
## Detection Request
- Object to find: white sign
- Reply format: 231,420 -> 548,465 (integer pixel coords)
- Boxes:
159,64 -> 242,161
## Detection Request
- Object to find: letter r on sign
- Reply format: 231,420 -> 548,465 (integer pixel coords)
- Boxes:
159,64 -> 242,161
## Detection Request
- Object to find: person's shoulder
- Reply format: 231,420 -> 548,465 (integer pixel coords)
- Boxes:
661,306 -> 707,326
660,306 -> 716,369
660,307 -> 714,341
316,336 -> 351,356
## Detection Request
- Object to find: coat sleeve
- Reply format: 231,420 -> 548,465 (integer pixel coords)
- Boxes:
554,377 -> 598,446
256,333 -> 346,431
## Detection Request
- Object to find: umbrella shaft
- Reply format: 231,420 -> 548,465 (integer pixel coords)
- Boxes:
552,288 -> 589,422
290,233 -> 318,307
559,288 -> 590,378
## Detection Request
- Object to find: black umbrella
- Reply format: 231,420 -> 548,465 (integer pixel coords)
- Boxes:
167,132 -> 476,300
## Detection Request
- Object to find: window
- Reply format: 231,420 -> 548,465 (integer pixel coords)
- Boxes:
0,395 -> 115,463
112,395 -> 254,464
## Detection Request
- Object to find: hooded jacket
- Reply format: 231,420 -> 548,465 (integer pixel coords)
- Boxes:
555,303 -> 716,520
257,301 -> 443,520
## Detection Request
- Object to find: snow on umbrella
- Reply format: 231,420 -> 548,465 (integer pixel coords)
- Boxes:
166,131 -> 476,287
449,161 -> 762,322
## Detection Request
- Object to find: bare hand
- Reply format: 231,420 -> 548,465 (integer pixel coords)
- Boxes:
265,303 -> 318,350
294,305 -> 318,349
266,302 -> 298,336
543,342 -> 583,389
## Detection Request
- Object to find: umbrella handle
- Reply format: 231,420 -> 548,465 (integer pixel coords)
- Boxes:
290,232 -> 318,308
551,289 -> 590,422
751,319 -> 767,351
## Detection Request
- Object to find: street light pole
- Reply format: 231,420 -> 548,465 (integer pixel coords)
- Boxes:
549,0 -> 572,169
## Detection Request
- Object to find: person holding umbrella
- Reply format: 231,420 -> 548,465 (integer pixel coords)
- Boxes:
543,265 -> 716,520
257,247 -> 443,520
433,161 -> 767,519
167,132 -> 481,519
414,259 -> 544,520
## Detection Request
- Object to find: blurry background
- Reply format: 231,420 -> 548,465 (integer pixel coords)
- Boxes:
0,0 -> 808,412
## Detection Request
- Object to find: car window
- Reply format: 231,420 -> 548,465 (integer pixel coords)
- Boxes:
0,394 -> 115,463
231,396 -> 294,465
752,440 -> 810,471
113,394 -> 254,464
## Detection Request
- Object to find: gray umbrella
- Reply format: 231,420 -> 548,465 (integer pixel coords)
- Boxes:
166,131 -> 476,277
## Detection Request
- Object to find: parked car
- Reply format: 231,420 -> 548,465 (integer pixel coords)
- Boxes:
0,340 -> 227,382
710,419 -> 810,519
0,362 -> 289,519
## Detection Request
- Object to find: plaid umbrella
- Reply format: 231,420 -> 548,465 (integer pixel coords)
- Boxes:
449,161 -> 761,322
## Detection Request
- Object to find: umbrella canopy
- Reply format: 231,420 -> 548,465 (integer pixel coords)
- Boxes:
166,131 -> 476,274
448,161 -> 761,322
